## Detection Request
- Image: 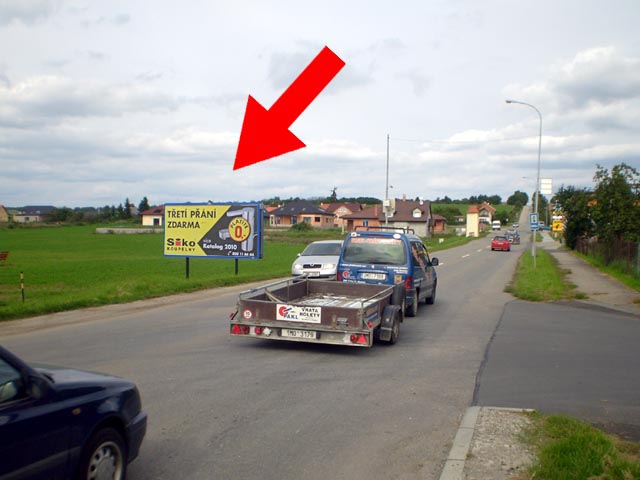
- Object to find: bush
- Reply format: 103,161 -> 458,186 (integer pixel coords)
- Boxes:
289,222 -> 314,232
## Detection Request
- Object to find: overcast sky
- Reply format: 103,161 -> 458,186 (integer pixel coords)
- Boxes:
1,0 -> 639,208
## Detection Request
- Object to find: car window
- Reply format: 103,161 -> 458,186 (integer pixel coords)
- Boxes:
412,241 -> 433,270
302,242 -> 342,256
342,236 -> 406,265
0,358 -> 22,404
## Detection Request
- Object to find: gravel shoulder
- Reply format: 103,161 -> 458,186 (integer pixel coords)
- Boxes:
462,407 -> 534,480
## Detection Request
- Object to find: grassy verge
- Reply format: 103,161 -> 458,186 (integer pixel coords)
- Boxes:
524,413 -> 640,479
505,248 -> 585,301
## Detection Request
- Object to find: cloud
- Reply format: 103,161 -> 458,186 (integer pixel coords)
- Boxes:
0,75 -> 181,127
395,69 -> 432,96
0,0 -> 60,26
267,45 -> 376,95
81,13 -> 131,28
554,47 -> 640,108
504,47 -> 640,113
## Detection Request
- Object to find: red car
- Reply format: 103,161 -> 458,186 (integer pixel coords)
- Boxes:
491,235 -> 511,251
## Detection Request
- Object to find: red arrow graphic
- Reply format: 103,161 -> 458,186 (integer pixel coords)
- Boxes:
233,46 -> 345,170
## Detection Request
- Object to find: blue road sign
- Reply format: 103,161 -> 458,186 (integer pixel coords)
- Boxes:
530,213 -> 539,230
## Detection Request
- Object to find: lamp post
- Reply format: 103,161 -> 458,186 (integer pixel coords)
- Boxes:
506,99 -> 542,269
385,133 -> 390,225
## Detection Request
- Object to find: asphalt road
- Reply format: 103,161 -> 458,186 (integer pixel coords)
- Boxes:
0,233 -> 523,480
474,299 -> 640,441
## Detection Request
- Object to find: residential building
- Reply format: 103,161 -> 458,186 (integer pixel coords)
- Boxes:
269,200 -> 334,229
477,202 -> 496,228
0,205 -> 9,223
342,196 -> 435,237
12,206 -> 56,223
320,202 -> 363,230
140,206 -> 165,227
466,205 -> 480,237
431,214 -> 448,233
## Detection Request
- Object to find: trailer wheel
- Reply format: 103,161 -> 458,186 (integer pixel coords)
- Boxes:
378,305 -> 401,344
388,313 -> 399,344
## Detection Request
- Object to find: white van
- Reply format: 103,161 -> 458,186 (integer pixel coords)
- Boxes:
491,220 -> 501,230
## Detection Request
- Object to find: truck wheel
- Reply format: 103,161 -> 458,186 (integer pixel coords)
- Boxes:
426,282 -> 437,305
405,293 -> 418,317
76,427 -> 127,480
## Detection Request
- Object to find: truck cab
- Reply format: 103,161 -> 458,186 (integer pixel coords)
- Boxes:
337,227 -> 438,317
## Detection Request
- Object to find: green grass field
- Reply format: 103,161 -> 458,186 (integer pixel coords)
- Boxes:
0,226 -> 302,320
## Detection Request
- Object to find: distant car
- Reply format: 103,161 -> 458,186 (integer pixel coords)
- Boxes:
505,230 -> 520,245
491,220 -> 501,230
292,240 -> 343,278
491,235 -> 511,251
512,223 -> 519,229
0,345 -> 147,480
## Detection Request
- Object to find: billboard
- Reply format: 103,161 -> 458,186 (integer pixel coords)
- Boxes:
164,203 -> 262,259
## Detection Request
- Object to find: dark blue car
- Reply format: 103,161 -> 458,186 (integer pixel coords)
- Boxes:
0,345 -> 147,480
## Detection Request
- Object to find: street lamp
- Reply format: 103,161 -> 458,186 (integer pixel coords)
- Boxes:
506,99 -> 542,269
385,133 -> 390,225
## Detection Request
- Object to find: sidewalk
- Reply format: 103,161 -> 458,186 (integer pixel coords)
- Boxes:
540,232 -> 640,316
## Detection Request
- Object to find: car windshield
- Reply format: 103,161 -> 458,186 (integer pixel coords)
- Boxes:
342,236 -> 406,265
302,242 -> 342,256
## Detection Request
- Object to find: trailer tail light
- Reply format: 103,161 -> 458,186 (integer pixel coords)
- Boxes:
231,325 -> 250,335
254,326 -> 263,335
404,276 -> 414,289
349,334 -> 368,345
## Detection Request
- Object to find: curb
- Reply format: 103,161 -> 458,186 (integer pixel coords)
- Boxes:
439,406 -> 535,480
439,406 -> 480,479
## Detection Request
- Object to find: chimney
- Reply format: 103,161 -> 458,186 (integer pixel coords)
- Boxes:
402,194 -> 407,201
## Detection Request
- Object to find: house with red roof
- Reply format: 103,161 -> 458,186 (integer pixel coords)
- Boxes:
140,206 -> 165,227
342,196 -> 435,237
320,202 -> 363,230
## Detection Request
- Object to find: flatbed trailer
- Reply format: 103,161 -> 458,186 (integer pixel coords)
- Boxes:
230,277 -> 404,347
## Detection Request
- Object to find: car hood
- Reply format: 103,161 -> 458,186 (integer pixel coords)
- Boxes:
34,364 -> 134,396
293,255 -> 339,265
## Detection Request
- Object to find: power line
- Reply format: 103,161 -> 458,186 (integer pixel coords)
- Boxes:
389,134 -> 539,145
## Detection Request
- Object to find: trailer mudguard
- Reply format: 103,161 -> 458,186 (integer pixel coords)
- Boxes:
378,304 -> 402,342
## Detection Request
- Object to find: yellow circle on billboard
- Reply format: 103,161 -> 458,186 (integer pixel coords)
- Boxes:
229,217 -> 251,242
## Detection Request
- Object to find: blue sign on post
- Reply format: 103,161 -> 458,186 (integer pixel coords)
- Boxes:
530,213 -> 539,230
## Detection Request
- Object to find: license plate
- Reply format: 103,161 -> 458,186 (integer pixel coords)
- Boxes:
362,272 -> 386,280
307,272 -> 320,277
281,329 -> 317,339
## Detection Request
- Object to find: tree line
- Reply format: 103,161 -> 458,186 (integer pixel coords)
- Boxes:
45,197 -> 151,223
553,163 -> 639,253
